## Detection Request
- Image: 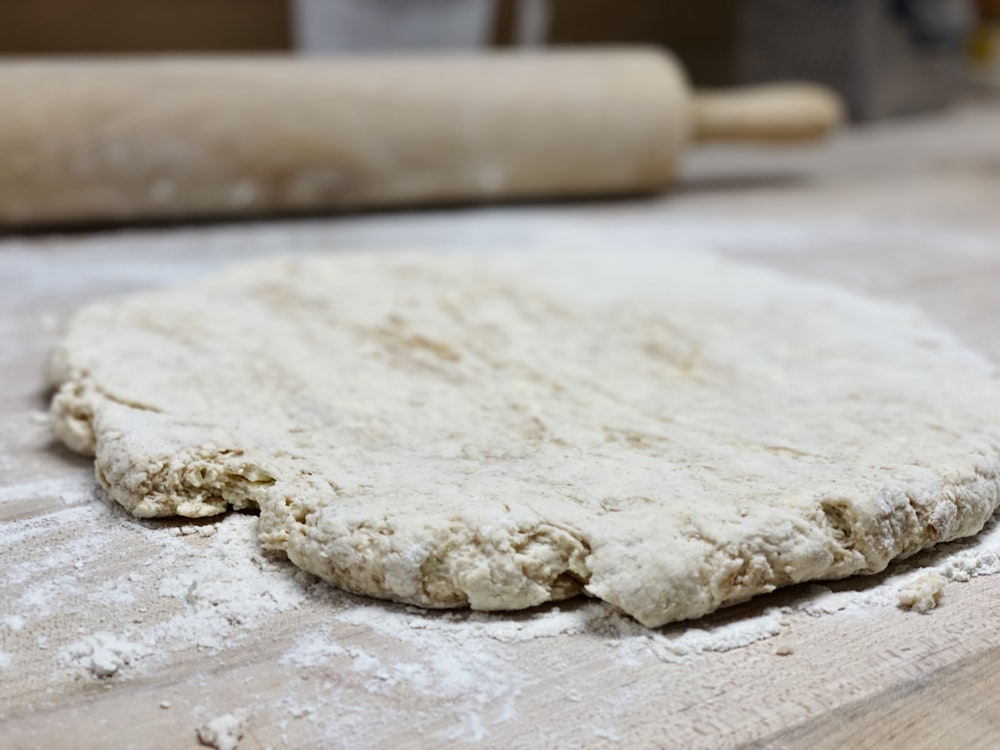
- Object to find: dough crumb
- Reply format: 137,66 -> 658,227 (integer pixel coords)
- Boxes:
176,524 -> 217,538
197,710 -> 248,750
61,632 -> 144,678
160,700 -> 171,710
897,573 -> 946,613
775,645 -> 794,656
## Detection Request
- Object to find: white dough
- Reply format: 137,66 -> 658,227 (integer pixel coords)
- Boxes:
48,250 -> 1000,627
897,573 -> 947,613
196,710 -> 248,750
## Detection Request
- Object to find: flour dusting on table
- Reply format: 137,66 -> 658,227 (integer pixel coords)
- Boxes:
4,493 -> 1000,744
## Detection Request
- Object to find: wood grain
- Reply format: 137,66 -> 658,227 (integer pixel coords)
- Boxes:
749,625 -> 1000,750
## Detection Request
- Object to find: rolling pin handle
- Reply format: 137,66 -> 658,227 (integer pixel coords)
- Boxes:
691,83 -> 845,143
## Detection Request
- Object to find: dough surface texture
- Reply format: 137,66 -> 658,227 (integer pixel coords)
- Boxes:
48,250 -> 1000,627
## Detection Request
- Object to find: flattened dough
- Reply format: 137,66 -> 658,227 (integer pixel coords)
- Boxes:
48,250 -> 1000,627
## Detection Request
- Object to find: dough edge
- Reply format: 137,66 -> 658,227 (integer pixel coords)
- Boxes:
48,374 -> 1000,627
46,251 -> 1000,629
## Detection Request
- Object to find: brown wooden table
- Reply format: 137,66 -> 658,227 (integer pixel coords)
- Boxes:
3,102 -> 1000,750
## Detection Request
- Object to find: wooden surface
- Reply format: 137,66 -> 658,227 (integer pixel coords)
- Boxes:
3,102 -> 1000,749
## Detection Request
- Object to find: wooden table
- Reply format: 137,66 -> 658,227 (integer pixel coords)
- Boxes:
3,102 -> 1000,750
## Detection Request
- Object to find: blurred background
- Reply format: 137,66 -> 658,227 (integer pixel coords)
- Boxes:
2,0 -> 998,121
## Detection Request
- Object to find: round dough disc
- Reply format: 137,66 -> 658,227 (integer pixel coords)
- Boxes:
48,249 -> 1000,626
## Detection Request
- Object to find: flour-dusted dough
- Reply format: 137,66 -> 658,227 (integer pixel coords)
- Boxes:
896,573 -> 947,614
48,250 -> 1000,627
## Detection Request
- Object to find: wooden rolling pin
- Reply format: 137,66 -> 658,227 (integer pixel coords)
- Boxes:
0,49 -> 842,227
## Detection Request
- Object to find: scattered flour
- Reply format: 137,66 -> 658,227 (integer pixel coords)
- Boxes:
326,607 -> 538,743
0,474 -> 97,510
798,583 -> 897,617
649,608 -> 785,662
3,614 -> 25,632
146,513 -> 309,655
938,549 -> 1000,582
279,631 -> 346,668
268,599 -> 784,740
0,651 -> 12,669
2,502 -> 311,684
